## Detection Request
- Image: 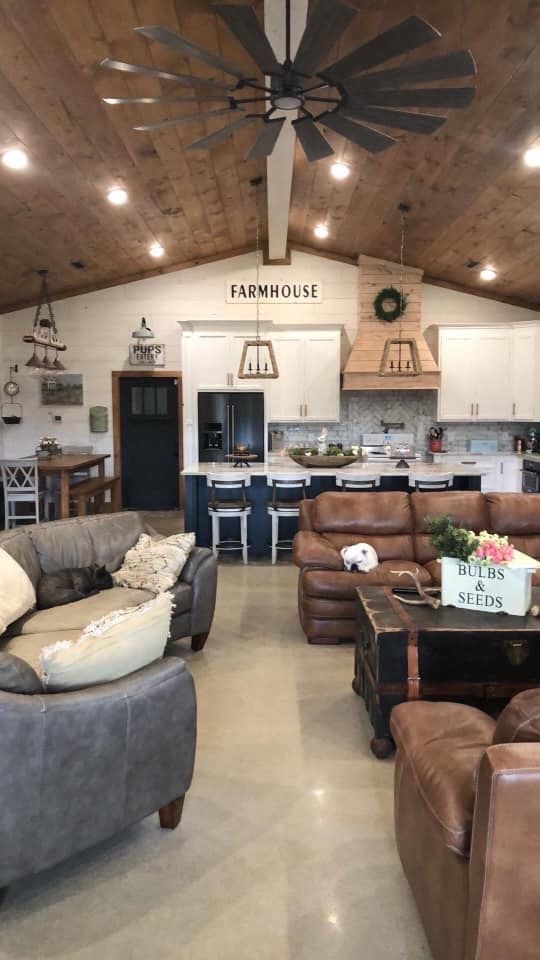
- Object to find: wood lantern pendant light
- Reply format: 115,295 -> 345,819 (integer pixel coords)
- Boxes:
237,178 -> 279,381
379,204 -> 422,378
23,270 -> 67,371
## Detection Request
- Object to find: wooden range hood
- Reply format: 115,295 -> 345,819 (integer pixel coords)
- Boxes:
342,254 -> 440,391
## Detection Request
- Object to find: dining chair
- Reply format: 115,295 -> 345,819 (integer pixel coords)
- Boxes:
0,458 -> 50,529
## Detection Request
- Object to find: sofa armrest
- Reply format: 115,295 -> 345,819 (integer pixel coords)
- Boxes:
0,658 -> 196,887
465,744 -> 540,960
181,546 -> 213,583
292,531 -> 343,570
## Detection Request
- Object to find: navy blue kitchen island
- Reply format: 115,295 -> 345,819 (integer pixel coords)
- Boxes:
182,463 -> 484,559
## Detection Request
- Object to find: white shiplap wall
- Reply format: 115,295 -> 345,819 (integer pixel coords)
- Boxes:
0,250 -> 357,461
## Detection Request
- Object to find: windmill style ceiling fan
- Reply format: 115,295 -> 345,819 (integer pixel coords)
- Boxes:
101,0 -> 477,162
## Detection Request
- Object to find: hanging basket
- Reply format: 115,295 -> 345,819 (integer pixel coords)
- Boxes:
1,401 -> 22,424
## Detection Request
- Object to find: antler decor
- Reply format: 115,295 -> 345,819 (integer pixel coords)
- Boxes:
391,568 -> 441,608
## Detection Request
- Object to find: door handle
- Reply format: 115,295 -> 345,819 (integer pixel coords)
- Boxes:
305,403 -> 308,417
231,405 -> 235,452
300,403 -> 303,417
470,402 -> 474,416
513,402 -> 516,416
476,403 -> 479,416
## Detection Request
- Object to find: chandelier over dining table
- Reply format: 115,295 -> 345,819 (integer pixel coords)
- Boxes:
23,270 -> 67,371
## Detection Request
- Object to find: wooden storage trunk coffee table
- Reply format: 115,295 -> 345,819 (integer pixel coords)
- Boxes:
354,585 -> 540,758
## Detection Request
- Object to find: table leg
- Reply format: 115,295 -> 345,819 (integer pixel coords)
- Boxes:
59,472 -> 70,520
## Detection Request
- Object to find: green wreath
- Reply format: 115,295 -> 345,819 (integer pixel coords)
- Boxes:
373,286 -> 408,323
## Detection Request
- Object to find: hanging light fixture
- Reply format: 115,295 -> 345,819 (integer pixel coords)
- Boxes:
237,177 -> 279,381
379,204 -> 422,378
23,270 -> 67,371
131,316 -> 154,339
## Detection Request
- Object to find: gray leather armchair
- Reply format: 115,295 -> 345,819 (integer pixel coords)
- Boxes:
0,657 -> 196,894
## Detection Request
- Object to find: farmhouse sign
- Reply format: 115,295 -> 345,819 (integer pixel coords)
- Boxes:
441,553 -> 540,617
129,343 -> 166,366
226,280 -> 322,303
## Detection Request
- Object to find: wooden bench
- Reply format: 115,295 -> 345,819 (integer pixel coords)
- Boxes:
69,475 -> 120,516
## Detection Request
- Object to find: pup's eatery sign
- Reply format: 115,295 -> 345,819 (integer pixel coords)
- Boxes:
226,280 -> 322,303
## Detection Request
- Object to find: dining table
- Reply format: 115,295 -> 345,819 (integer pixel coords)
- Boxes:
37,453 -> 110,520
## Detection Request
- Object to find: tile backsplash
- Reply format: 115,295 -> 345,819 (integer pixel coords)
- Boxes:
269,391 -> 535,454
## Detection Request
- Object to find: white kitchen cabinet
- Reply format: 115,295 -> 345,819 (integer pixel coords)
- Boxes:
439,327 -> 513,421
433,453 -> 522,492
512,327 -> 537,420
438,329 -> 477,420
267,336 -> 304,420
303,333 -> 341,421
266,329 -> 340,423
194,332 -> 233,387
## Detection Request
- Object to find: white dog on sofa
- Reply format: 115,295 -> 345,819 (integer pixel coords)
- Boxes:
340,543 -> 379,573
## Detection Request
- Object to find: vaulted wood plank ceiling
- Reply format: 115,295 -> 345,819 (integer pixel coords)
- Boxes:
0,0 -> 540,311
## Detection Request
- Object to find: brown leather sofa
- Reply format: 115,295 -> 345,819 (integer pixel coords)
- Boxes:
293,491 -> 540,644
390,690 -> 540,960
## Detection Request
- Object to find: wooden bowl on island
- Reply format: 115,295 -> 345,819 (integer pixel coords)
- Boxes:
289,453 -> 360,468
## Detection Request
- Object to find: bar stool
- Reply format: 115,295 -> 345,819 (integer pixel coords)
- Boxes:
267,470 -> 310,564
409,472 -> 454,491
207,471 -> 251,564
336,472 -> 381,491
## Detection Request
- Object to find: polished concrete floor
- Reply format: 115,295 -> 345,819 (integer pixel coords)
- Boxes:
0,562 -> 430,960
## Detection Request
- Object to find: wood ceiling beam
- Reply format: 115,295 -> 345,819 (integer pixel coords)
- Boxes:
264,0 -> 308,262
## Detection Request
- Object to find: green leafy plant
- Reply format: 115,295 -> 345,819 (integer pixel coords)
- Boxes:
426,515 -> 479,561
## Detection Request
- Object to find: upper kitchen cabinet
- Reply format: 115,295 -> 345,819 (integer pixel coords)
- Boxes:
438,326 -> 538,422
267,330 -> 340,422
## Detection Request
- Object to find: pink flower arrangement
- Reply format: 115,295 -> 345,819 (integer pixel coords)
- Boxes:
469,531 -> 515,566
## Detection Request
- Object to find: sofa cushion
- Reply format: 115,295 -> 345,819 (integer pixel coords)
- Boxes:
487,493 -> 540,561
312,491 -> 412,535
390,701 -> 495,856
4,629 -> 81,672
0,652 -> 42,693
0,548 -> 36,635
14,586 -> 153,635
0,529 -> 41,588
493,689 -> 540,744
411,491 -> 489,565
39,593 -> 173,692
112,533 -> 195,593
30,519 -> 95,573
83,512 -> 146,571
302,561 -> 432,601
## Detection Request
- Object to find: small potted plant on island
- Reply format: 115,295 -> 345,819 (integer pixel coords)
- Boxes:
426,515 -> 539,616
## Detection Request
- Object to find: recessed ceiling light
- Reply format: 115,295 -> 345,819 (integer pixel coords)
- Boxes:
107,187 -> 128,206
524,147 -> 540,168
2,148 -> 28,170
480,266 -> 497,282
314,223 -> 329,239
330,161 -> 350,180
149,242 -> 165,258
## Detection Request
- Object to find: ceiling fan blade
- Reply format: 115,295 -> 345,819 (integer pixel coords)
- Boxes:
293,0 -> 356,75
246,117 -> 285,159
347,50 -> 477,92
103,95 -> 230,105
213,4 -> 281,74
134,107 -> 234,132
100,57 -> 232,91
135,25 -> 246,80
352,87 -> 476,109
292,116 -> 334,162
323,16 -> 440,82
341,104 -> 446,134
187,115 -> 255,150
318,111 -> 396,153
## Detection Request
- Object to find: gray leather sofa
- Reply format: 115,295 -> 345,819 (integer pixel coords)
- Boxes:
0,512 -> 217,893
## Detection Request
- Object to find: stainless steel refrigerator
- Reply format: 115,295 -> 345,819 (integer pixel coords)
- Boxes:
197,391 -> 265,462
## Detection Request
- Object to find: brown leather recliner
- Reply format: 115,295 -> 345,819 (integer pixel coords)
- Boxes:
390,690 -> 540,960
293,490 -> 490,643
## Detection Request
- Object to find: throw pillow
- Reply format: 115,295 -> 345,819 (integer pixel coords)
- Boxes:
0,652 -> 42,694
0,548 -> 36,635
39,592 -> 173,692
112,532 -> 195,594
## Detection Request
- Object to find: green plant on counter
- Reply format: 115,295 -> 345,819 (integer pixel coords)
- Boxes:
426,515 -> 479,561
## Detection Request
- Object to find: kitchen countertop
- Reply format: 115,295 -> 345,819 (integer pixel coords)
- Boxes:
182,460 -> 489,478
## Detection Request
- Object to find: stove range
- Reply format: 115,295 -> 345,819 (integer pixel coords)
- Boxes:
361,433 -> 423,466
